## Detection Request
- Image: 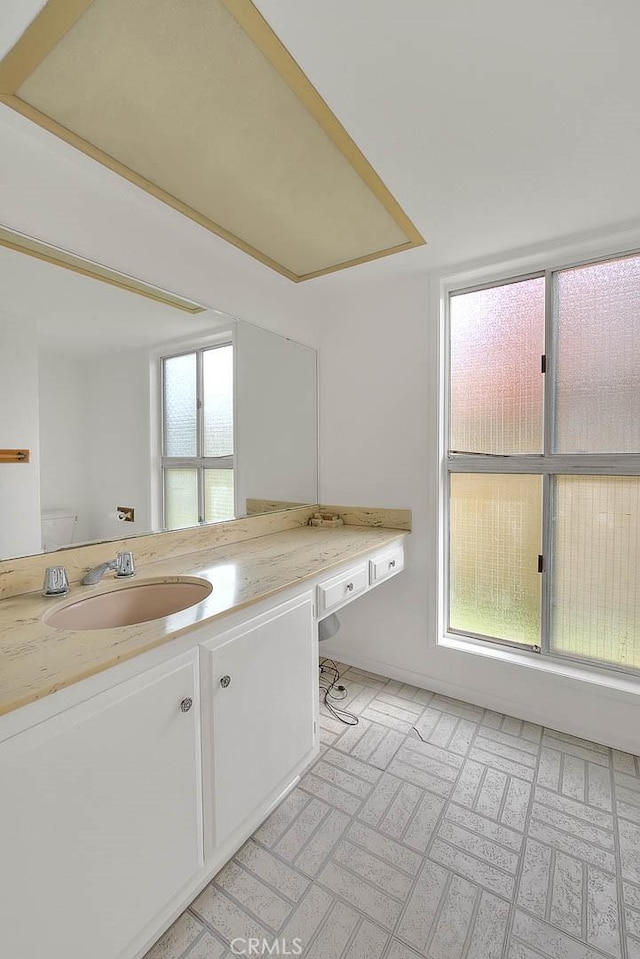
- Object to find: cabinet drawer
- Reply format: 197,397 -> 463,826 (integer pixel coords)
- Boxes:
317,562 -> 368,615
370,545 -> 405,585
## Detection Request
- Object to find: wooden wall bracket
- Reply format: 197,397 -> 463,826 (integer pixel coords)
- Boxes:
0,449 -> 30,463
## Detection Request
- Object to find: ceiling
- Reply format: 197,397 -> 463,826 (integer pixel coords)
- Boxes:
0,0 -> 423,281
1,1 -> 640,287
252,0 -> 640,279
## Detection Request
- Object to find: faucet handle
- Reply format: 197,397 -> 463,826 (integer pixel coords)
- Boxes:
43,566 -> 70,596
115,551 -> 135,578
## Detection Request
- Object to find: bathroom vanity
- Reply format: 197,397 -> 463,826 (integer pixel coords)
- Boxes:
0,189 -> 409,959
0,523 -> 406,959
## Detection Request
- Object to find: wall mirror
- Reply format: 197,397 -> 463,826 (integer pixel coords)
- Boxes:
0,228 -> 318,561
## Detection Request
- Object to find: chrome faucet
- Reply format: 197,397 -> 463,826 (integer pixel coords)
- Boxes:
82,551 -> 136,585
43,565 -> 70,597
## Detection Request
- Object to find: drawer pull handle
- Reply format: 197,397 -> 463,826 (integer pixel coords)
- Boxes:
389,560 -> 396,568
180,697 -> 193,713
345,582 -> 354,592
220,675 -> 232,689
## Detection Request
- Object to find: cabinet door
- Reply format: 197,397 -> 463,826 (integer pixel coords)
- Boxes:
208,596 -> 315,846
0,653 -> 202,959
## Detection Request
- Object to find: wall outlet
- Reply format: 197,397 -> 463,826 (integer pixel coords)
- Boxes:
117,506 -> 135,523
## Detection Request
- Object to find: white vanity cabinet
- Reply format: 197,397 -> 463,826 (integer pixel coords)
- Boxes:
0,535 -> 405,959
0,650 -> 203,959
0,593 -> 318,959
200,593 -> 317,853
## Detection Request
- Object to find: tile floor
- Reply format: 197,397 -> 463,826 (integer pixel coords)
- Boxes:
144,662 -> 640,959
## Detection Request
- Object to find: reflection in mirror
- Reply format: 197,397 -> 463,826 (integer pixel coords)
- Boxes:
161,342 -> 235,527
0,231 -> 318,561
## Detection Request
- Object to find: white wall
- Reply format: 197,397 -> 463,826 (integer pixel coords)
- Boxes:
38,351 -> 90,543
83,351 -> 153,542
316,238 -> 640,755
316,271 -> 431,678
235,323 -> 318,512
0,317 -> 41,558
38,349 -> 152,545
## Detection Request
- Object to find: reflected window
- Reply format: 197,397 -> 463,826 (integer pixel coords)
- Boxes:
162,344 -> 234,529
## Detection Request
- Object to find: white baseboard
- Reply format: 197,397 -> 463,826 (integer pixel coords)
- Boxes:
322,643 -> 640,753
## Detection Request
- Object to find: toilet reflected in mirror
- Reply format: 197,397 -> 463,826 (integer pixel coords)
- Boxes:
41,509 -> 78,553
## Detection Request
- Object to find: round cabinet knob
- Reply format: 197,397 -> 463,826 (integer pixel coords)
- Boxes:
346,582 -> 354,592
180,697 -> 193,713
389,560 -> 396,568
220,675 -> 232,689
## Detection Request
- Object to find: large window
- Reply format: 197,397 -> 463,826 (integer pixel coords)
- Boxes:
161,343 -> 234,529
446,251 -> 640,673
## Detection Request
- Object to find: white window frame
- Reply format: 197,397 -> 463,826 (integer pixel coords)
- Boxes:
160,341 -> 235,527
441,247 -> 640,677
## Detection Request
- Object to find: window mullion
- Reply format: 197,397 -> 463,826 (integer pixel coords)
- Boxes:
448,453 -> 640,475
540,472 -> 553,656
196,349 -> 204,523
202,456 -> 234,469
447,455 -> 546,473
160,357 -> 167,459
161,459 -> 201,469
543,268 -> 555,458
196,348 -> 204,458
197,465 -> 205,525
540,269 -> 554,658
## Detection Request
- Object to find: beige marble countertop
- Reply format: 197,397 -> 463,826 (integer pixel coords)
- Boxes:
0,525 -> 406,718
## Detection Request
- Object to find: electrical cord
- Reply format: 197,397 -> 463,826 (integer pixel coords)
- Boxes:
319,658 -> 359,726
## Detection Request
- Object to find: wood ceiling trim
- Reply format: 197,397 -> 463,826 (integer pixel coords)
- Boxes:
0,0 -> 426,282
298,240 -> 416,283
0,0 -> 93,93
0,221 -> 207,313
220,0 -> 425,249
0,93 -> 301,283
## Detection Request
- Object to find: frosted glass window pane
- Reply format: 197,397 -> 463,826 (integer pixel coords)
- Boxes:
555,254 -> 640,452
203,345 -> 234,457
449,473 -> 542,645
163,353 -> 197,457
552,477 -> 640,669
164,469 -> 198,530
204,469 -> 235,523
450,278 -> 545,454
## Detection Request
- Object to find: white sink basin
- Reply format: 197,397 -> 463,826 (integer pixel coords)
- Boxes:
44,578 -> 212,630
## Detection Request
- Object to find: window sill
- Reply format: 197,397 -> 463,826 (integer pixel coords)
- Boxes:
439,632 -> 640,697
